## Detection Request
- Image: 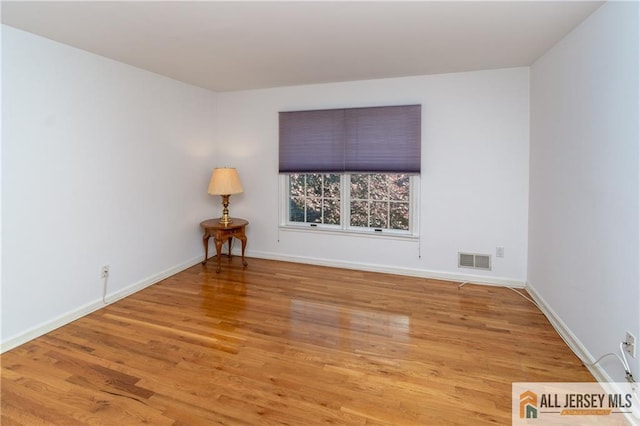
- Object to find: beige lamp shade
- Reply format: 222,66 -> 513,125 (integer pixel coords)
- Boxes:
207,167 -> 243,195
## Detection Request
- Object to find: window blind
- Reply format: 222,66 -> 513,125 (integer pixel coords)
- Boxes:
279,104 -> 421,174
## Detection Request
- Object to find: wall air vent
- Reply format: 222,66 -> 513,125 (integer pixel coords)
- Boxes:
458,252 -> 492,271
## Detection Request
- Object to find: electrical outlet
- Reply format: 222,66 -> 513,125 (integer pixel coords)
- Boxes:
496,246 -> 505,258
625,331 -> 636,358
100,265 -> 110,279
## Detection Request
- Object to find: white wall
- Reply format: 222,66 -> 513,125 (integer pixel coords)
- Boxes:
214,68 -> 530,285
529,1 -> 639,382
1,26 -> 218,349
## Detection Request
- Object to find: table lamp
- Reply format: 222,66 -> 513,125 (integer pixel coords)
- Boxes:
207,167 -> 243,225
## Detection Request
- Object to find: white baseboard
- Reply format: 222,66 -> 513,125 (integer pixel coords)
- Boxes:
246,249 -> 526,288
525,282 -> 640,425
525,282 -> 605,379
0,250 -> 521,349
0,255 -> 202,354
1,298 -> 106,355
102,255 -> 202,305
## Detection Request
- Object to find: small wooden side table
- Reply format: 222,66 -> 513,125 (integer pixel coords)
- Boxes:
200,218 -> 248,273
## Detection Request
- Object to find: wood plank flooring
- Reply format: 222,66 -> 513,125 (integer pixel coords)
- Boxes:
1,258 -> 594,425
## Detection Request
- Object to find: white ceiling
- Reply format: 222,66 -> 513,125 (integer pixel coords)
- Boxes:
2,1 -> 603,92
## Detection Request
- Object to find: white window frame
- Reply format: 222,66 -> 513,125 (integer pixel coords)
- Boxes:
279,173 -> 420,238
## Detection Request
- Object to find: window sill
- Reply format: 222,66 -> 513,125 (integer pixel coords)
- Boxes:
278,225 -> 419,242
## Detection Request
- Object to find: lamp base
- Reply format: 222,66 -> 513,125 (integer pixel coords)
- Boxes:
219,216 -> 233,225
219,194 -> 233,225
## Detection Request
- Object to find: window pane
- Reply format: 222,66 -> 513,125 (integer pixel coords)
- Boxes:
290,198 -> 305,222
389,202 -> 409,230
306,174 -> 322,197
371,201 -> 388,228
350,201 -> 369,227
347,173 -> 412,231
289,173 -> 342,225
305,198 -> 322,223
389,174 -> 410,201
350,174 -> 368,200
290,174 -> 305,197
323,174 -> 340,198
323,199 -> 340,225
369,174 -> 388,200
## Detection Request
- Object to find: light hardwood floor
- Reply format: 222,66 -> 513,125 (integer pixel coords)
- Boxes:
1,258 -> 594,425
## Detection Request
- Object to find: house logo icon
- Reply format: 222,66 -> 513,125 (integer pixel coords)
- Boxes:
520,390 -> 538,419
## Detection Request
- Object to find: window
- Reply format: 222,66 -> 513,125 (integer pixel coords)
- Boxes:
350,174 -> 410,231
285,172 -> 417,234
280,104 -> 421,236
289,173 -> 341,225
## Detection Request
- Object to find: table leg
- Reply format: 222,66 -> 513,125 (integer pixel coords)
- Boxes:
239,235 -> 248,267
201,233 -> 210,265
214,236 -> 224,273
227,237 -> 233,260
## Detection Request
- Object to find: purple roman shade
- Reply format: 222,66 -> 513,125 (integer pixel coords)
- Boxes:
279,105 -> 421,174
